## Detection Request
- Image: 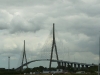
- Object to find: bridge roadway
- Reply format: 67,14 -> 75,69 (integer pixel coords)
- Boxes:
16,59 -> 97,71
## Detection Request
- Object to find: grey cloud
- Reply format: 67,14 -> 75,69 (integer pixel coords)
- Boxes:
77,4 -> 100,17
0,22 -> 9,30
0,10 -> 11,30
0,0 -> 55,8
9,15 -> 44,33
0,0 -> 99,68
68,0 -> 100,17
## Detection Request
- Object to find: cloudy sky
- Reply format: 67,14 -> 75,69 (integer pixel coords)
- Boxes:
0,0 -> 100,69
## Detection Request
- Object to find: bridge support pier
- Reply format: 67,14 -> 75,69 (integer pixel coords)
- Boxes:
86,65 -> 88,68
67,63 -> 69,67
78,64 -> 80,70
64,62 -> 66,67
62,62 -> 64,66
74,64 -> 76,70
58,62 -> 60,67
60,62 -> 62,67
81,65 -> 84,69
70,63 -> 73,67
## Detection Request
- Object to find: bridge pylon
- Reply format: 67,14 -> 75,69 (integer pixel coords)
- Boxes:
21,40 -> 28,71
49,23 -> 59,71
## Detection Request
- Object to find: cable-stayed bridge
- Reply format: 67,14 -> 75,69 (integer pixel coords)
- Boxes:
16,59 -> 96,71
16,23 -> 97,72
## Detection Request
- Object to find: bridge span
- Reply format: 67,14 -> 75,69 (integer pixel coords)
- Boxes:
18,24 -> 97,72
16,59 -> 97,71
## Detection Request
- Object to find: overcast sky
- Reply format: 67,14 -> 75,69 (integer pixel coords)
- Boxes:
0,0 -> 100,69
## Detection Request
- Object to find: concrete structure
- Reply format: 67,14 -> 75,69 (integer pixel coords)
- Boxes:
16,23 -> 97,71
16,59 -> 97,71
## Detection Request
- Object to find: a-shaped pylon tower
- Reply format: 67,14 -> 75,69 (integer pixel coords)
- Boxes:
49,23 -> 59,70
21,40 -> 28,71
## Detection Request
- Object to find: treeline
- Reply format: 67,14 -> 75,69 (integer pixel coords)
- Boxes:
17,65 -> 98,73
0,68 -> 19,74
0,65 -> 98,74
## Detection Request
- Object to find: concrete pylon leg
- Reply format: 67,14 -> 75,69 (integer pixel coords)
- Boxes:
59,62 -> 61,67
74,64 -> 76,70
58,62 -> 60,67
85,65 -> 89,70
64,63 -> 66,67
82,65 -> 84,68
78,64 -> 80,70
67,63 -> 69,67
86,65 -> 88,68
70,63 -> 73,68
62,62 -> 63,66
